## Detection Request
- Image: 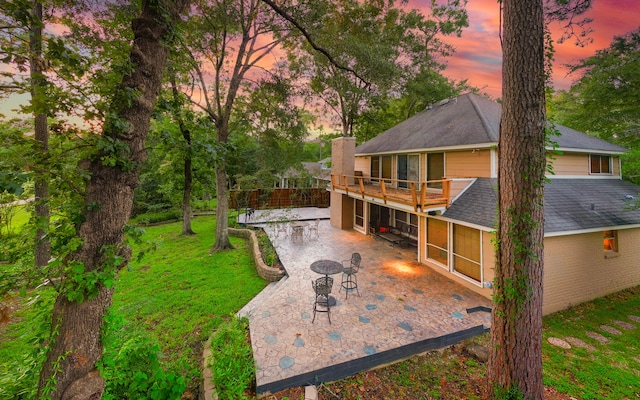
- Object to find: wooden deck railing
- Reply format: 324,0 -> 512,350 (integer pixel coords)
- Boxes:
331,174 -> 450,212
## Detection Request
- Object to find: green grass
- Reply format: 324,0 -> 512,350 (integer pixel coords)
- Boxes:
0,204 -> 29,236
0,215 -> 268,399
541,286 -> 640,399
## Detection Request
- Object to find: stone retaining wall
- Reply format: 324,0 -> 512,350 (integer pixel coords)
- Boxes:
229,228 -> 285,282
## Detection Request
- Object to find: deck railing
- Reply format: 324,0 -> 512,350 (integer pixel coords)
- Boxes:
330,174 -> 450,212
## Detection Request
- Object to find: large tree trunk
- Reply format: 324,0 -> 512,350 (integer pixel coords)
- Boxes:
212,157 -> 233,251
37,1 -> 190,398
487,0 -> 546,399
30,1 -> 51,268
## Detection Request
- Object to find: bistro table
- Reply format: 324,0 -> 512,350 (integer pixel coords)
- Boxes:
310,259 -> 343,306
290,221 -> 309,241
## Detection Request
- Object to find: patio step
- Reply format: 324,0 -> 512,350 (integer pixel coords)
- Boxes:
237,276 -> 289,319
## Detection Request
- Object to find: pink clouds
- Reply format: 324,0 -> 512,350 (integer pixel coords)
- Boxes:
434,0 -> 639,98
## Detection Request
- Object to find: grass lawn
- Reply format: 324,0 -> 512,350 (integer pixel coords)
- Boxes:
0,215 -> 268,399
0,204 -> 29,236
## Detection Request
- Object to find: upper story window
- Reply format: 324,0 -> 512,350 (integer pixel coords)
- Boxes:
590,155 -> 611,174
397,154 -> 419,188
371,155 -> 392,180
427,152 -> 445,188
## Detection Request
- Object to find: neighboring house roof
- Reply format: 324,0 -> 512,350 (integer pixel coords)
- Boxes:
280,162 -> 330,181
443,178 -> 640,233
355,93 -> 626,155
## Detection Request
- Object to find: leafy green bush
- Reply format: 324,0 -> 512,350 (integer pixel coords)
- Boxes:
210,317 -> 255,399
257,232 -> 277,267
100,310 -> 186,400
132,210 -> 182,225
0,289 -> 55,400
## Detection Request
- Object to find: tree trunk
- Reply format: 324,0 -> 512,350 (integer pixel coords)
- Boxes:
182,138 -> 195,235
170,72 -> 195,235
37,1 -> 190,398
212,157 -> 233,251
30,1 -> 51,268
487,0 -> 546,399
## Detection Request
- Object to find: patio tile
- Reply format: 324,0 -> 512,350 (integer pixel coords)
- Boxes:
239,208 -> 492,394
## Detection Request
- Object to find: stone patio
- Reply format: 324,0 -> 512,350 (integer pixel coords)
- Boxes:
237,208 -> 492,395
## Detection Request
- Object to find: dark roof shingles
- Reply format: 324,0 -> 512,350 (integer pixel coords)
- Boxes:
443,178 -> 640,233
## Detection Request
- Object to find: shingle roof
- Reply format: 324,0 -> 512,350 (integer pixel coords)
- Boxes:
443,178 -> 640,233
355,93 -> 626,155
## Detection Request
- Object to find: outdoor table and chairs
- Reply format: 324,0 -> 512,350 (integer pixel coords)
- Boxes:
310,259 -> 343,309
290,221 -> 308,242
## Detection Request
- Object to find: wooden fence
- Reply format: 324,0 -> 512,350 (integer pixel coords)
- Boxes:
229,188 -> 330,210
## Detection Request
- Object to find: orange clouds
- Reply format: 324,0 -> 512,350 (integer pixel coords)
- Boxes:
423,0 -> 640,98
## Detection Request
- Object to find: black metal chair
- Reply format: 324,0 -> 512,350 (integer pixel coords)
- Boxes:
340,252 -> 361,299
312,276 -> 334,323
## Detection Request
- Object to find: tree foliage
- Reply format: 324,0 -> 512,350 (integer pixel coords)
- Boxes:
284,0 -> 469,137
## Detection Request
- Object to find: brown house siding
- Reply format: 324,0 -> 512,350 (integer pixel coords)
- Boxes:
548,153 -> 621,177
446,150 -> 492,178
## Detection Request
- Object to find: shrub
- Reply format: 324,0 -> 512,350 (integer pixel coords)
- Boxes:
210,317 -> 255,399
100,310 -> 186,400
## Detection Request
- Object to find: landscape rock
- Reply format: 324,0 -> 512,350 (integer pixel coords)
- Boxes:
600,325 -> 622,335
613,320 -> 636,330
547,337 -> 571,349
586,331 -> 610,344
565,337 -> 596,351
463,342 -> 489,363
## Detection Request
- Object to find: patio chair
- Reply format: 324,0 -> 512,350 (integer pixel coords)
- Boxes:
275,223 -> 288,238
307,219 -> 320,239
290,222 -> 304,242
340,252 -> 361,299
312,276 -> 334,323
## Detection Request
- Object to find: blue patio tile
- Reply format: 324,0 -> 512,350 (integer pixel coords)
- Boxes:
293,337 -> 305,347
262,311 -> 271,318
412,289 -> 424,294
279,356 -> 294,369
452,311 -> 464,319
359,316 -> 371,323
370,281 -> 377,285
386,275 -> 397,280
404,305 -> 417,312
398,322 -> 413,331
286,297 -> 297,303
328,332 -> 342,341
365,304 -> 377,310
301,312 -> 310,319
375,294 -> 386,301
364,346 -> 376,355
453,294 -> 462,300
264,334 -> 277,344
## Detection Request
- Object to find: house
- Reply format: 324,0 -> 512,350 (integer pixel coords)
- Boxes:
329,93 -> 640,315
277,161 -> 331,189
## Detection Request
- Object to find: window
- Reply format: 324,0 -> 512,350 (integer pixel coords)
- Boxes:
590,155 -> 611,174
355,199 -> 364,228
394,210 -> 418,236
603,230 -> 618,253
452,224 -> 482,282
397,154 -> 419,189
426,219 -> 448,266
371,155 -> 392,181
427,152 -> 444,188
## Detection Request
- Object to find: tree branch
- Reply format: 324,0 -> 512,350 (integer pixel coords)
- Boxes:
260,0 -> 370,86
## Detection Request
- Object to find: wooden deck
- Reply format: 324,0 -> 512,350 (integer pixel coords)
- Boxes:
331,174 -> 450,212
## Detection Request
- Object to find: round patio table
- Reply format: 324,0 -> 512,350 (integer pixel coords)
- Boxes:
310,259 -> 343,306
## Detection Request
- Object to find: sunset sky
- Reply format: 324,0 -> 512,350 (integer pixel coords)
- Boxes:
420,0 -> 640,98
